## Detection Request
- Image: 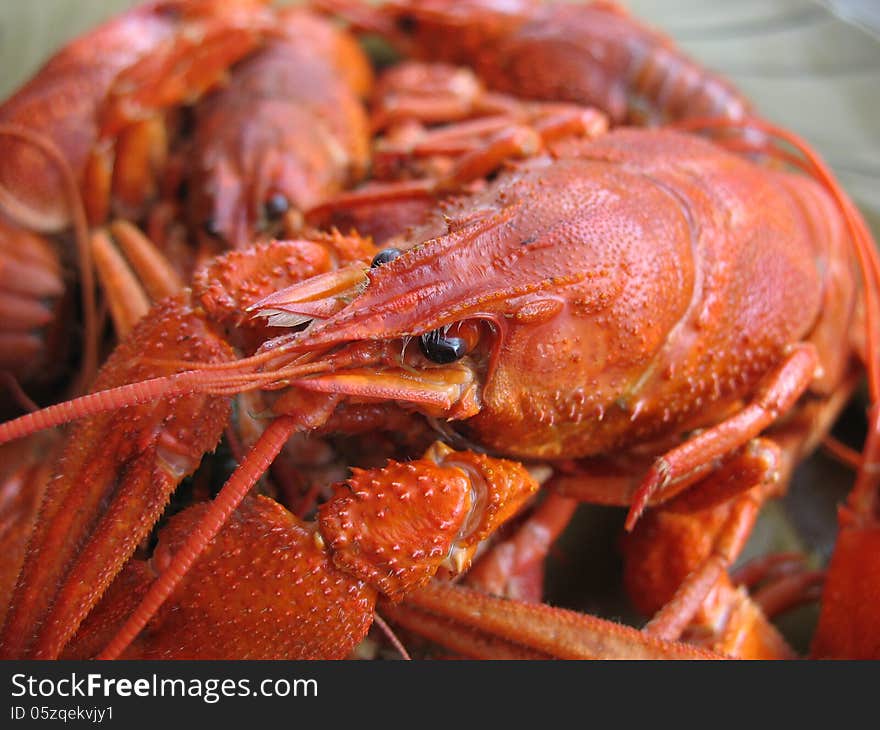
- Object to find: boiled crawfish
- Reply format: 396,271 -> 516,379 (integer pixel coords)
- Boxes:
0,0 -> 373,392
183,5 -> 373,253
318,0 -> 755,126
0,0 -> 276,387
318,0 -> 880,658
0,115 -> 875,658
100,3 -> 375,334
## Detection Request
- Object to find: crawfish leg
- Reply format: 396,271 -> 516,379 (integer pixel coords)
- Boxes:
110,118 -> 168,220
370,62 -> 518,132
68,495 -> 377,660
90,229 -> 151,337
378,108 -> 607,187
380,601 -> 553,660
0,294 -> 235,659
637,440 -> 781,638
444,106 -> 607,186
0,435 -> 56,627
391,581 -> 724,660
90,221 -> 184,337
629,444 -> 799,662
732,555 -> 823,619
622,382 -> 855,658
622,438 -> 814,659
465,491 -> 578,603
627,343 -> 820,528
107,220 -> 183,301
307,102 -> 606,242
96,442 -> 540,659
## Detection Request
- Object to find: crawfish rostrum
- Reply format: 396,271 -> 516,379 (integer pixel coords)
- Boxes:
0,0 -> 877,659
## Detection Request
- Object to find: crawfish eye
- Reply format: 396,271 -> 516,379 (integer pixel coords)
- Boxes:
396,13 -> 418,34
419,328 -> 467,364
202,217 -> 222,238
371,247 -> 402,268
264,193 -> 290,221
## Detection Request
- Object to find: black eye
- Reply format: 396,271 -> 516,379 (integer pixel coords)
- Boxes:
202,217 -> 222,238
396,13 -> 418,34
419,328 -> 467,364
371,247 -> 402,267
264,194 -> 290,221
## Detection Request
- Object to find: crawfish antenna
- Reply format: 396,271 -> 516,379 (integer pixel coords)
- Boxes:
372,613 -> 412,660
0,355 -> 341,446
98,415 -> 300,659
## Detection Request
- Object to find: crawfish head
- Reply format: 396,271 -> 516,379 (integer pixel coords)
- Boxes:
192,97 -> 349,249
250,137 -> 715,461
190,9 -> 372,250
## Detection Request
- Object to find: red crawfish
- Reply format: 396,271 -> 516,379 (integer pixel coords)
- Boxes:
183,4 -> 373,255
92,2 -> 375,340
318,0 -> 754,126
0,0 -> 281,385
0,0 -> 280,232
0,119 -> 874,658
0,0 -> 373,392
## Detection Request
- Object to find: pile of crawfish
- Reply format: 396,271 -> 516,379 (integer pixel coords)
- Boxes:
0,0 -> 877,660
